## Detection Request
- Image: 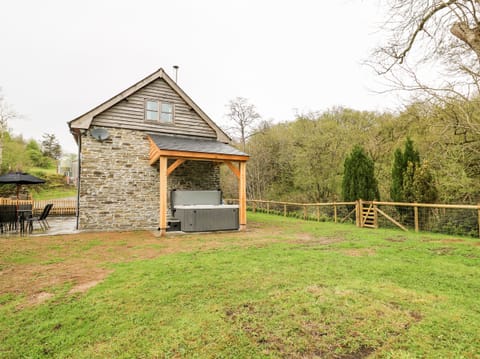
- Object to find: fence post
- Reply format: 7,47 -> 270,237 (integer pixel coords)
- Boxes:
317,205 -> 320,221
253,201 -> 257,213
478,203 -> 480,239
303,205 -> 307,220
414,203 -> 419,232
355,200 -> 362,227
266,202 -> 270,214
283,204 -> 287,217
355,200 -> 358,227
334,203 -> 337,223
360,199 -> 364,227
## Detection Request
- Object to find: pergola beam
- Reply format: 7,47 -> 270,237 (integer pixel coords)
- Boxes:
167,159 -> 186,176
149,152 -> 161,166
156,149 -> 248,162
224,160 -> 240,179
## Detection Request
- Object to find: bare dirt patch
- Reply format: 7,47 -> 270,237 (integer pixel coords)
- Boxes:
342,248 -> 376,257
0,225 -> 282,304
422,238 -> 467,244
429,247 -> 455,255
291,233 -> 343,246
440,238 -> 467,244
69,280 -> 104,294
385,237 -> 407,243
28,292 -> 54,306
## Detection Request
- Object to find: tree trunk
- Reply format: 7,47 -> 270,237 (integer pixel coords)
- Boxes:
451,22 -> 480,61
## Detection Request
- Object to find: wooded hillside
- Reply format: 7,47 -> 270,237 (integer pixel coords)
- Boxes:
224,99 -> 480,204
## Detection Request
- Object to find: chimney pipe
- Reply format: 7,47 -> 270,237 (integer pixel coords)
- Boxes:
173,65 -> 179,83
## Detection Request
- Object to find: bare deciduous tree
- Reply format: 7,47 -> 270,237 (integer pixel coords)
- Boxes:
370,1 -> 480,140
225,97 -> 260,151
373,1 -> 480,75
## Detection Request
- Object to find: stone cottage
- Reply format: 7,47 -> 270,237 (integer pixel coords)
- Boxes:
68,68 -> 249,235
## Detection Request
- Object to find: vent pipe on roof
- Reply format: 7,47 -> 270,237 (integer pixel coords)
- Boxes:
173,65 -> 179,83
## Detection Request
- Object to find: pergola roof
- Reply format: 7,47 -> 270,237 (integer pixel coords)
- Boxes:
148,134 -> 249,164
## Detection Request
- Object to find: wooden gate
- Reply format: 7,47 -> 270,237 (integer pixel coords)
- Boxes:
360,202 -> 378,228
357,200 -> 408,231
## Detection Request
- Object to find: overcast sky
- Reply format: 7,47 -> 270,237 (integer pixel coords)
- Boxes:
0,0 -> 393,154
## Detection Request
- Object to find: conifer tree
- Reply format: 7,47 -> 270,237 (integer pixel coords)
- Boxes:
390,148 -> 404,202
342,145 -> 379,201
403,137 -> 420,168
390,138 -> 420,202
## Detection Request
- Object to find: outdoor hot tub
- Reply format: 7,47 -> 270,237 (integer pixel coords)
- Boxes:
170,190 -> 239,232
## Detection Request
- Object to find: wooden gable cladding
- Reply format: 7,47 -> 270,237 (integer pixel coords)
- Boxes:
68,68 -> 231,143
92,78 -> 217,139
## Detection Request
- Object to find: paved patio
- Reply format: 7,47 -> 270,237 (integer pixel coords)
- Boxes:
29,216 -> 79,236
1,217 -> 78,237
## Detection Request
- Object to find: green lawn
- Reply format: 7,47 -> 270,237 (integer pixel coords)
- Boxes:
24,166 -> 77,200
28,166 -> 59,175
1,213 -> 480,358
32,187 -> 76,200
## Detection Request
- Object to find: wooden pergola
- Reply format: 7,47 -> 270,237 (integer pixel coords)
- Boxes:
148,135 -> 249,236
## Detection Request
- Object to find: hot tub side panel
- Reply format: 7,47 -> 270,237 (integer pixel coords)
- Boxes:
175,207 -> 239,232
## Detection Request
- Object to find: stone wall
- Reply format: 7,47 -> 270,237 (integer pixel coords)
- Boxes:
79,128 -> 220,230
168,160 -> 220,191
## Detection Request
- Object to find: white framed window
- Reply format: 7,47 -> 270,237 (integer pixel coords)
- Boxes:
160,103 -> 174,123
145,99 -> 174,123
145,100 -> 159,121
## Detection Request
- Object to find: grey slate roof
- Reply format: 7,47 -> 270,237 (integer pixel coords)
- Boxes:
148,134 -> 248,157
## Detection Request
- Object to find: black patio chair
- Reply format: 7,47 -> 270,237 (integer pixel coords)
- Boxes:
0,205 -> 6,233
17,203 -> 33,233
0,205 -> 17,233
42,203 -> 53,229
27,203 -> 53,232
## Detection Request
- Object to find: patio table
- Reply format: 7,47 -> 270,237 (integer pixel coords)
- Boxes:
17,209 -> 32,234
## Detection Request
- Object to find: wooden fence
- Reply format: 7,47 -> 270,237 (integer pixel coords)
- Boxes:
359,200 -> 480,238
0,198 -> 76,216
248,199 -> 355,223
228,199 -> 480,238
227,199 -> 357,224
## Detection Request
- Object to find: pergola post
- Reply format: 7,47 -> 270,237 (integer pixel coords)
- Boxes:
159,156 -> 168,236
239,161 -> 247,231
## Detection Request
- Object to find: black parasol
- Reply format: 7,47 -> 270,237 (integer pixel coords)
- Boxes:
0,172 -> 46,199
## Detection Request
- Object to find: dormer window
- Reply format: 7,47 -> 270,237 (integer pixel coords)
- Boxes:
145,99 -> 174,123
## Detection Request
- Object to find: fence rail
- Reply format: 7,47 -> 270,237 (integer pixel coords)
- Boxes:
227,199 -> 357,224
0,198 -> 76,216
228,199 -> 480,238
361,200 -> 480,238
